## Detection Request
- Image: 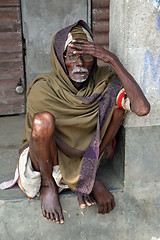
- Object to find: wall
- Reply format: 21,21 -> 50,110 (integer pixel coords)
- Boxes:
110,0 -> 160,128
20,0 -> 90,86
110,0 -> 160,193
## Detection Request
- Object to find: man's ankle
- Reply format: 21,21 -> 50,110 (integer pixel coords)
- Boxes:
41,178 -> 57,188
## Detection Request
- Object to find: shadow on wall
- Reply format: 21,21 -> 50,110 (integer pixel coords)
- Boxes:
97,126 -> 125,192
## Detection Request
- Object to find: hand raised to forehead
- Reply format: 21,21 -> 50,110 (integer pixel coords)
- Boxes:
69,40 -> 117,65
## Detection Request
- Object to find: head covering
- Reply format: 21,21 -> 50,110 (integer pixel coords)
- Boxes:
53,20 -> 96,78
22,20 -> 122,196
64,25 -> 93,51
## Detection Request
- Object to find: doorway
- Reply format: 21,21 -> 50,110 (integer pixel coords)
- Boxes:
0,0 -> 25,115
92,0 -> 125,190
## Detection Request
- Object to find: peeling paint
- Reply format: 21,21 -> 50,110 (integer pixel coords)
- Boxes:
142,50 -> 160,95
156,14 -> 160,30
153,0 -> 160,11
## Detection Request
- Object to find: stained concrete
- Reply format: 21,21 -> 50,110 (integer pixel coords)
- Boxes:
0,191 -> 159,240
125,126 -> 160,190
0,115 -> 160,240
110,0 -> 160,128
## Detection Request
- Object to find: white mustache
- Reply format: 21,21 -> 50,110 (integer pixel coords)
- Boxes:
71,67 -> 89,75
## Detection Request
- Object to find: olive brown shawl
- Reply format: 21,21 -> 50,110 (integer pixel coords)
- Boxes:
21,20 -> 122,196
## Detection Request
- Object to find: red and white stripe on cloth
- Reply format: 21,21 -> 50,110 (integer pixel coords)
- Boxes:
116,88 -> 131,111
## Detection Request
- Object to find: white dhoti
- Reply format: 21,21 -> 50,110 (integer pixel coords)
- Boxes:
0,146 -> 69,198
18,147 -> 69,198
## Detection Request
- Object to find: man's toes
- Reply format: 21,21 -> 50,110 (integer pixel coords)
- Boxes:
84,195 -> 96,206
42,208 -> 47,218
50,212 -> 55,222
59,212 -> 64,224
106,202 -> 112,213
84,196 -> 92,206
102,205 -> 107,214
46,212 -> 51,220
90,195 -> 96,205
78,196 -> 87,209
60,219 -> 64,224
98,204 -> 103,214
54,212 -> 60,224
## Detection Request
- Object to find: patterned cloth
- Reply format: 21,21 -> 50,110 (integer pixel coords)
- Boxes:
75,77 -> 122,195
116,88 -> 131,111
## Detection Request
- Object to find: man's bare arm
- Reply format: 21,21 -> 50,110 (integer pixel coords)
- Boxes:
108,56 -> 150,116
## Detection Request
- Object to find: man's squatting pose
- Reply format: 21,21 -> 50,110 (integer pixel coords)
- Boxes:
0,20 -> 150,224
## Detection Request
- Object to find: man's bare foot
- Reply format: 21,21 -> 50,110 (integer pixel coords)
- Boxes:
40,185 -> 64,224
78,194 -> 96,209
92,178 -> 115,214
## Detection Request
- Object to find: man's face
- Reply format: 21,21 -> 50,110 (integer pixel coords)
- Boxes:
64,44 -> 93,83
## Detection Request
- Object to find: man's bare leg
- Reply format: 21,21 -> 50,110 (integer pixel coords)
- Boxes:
94,108 -> 124,213
99,108 -> 124,156
29,112 -> 64,224
78,108 -> 124,212
54,137 -> 96,208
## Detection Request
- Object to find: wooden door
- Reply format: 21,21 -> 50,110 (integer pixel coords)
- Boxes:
0,0 -> 25,115
92,0 -> 110,66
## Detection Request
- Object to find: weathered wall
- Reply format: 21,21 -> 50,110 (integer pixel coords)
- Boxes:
21,0 -> 90,86
110,0 -> 160,128
110,0 -> 160,194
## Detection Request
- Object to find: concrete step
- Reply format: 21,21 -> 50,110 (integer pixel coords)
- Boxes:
0,115 -> 159,240
0,114 -> 25,149
0,188 -> 159,240
0,115 -> 27,201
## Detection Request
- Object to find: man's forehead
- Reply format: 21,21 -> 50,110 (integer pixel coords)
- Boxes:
64,25 -> 93,52
65,44 -> 75,55
65,40 -> 90,55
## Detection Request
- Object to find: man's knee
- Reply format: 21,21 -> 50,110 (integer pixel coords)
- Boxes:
32,112 -> 55,140
112,108 -> 124,125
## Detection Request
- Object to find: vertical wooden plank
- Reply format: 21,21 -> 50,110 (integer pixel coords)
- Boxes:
0,0 -> 20,7
92,0 -> 110,66
0,1 -> 25,115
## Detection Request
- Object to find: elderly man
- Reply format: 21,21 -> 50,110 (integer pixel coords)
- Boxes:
13,20 -> 150,224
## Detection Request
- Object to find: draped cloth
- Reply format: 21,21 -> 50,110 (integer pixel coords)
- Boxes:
21,20 -> 122,196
